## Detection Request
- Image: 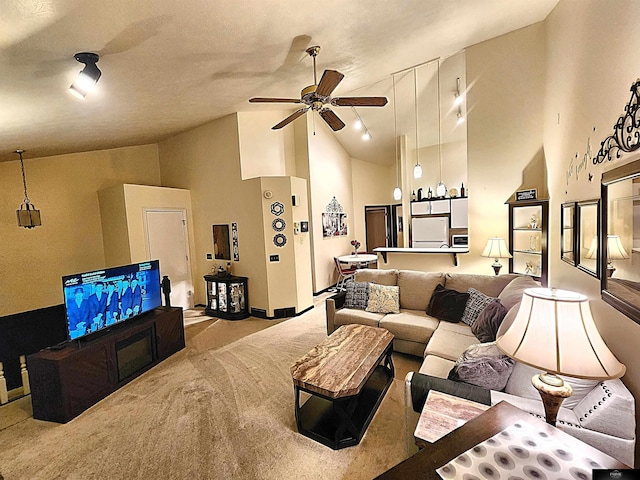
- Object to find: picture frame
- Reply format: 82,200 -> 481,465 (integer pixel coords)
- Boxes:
601,158 -> 640,324
560,202 -> 576,266
576,199 -> 600,278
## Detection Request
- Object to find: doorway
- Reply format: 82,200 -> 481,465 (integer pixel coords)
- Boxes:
365,206 -> 390,251
144,209 -> 194,310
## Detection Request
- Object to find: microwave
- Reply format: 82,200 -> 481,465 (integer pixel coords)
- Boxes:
451,234 -> 469,247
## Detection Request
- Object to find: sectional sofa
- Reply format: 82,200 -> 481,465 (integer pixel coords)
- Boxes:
325,268 -> 636,467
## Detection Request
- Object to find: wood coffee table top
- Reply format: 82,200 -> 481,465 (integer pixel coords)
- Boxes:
291,324 -> 394,399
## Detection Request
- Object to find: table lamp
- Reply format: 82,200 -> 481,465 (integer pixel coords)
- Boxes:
481,237 -> 512,275
605,235 -> 629,278
496,287 -> 626,426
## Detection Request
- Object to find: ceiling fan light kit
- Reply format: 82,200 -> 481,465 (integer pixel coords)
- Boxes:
249,46 -> 388,132
69,52 -> 101,99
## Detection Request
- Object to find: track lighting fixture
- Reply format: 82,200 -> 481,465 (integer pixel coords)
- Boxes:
351,107 -> 372,141
453,77 -> 464,107
15,150 -> 41,229
69,52 -> 101,99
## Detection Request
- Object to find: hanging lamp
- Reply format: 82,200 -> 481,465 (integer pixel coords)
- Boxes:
392,74 -> 402,201
412,68 -> 422,179
15,150 -> 41,228
435,59 -> 447,198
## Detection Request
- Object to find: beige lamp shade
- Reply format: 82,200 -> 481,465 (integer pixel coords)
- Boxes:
496,288 -> 626,380
481,237 -> 512,259
607,234 -> 629,260
585,236 -> 598,260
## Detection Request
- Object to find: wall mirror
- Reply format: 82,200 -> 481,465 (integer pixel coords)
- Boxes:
213,224 -> 231,260
577,200 -> 600,278
601,159 -> 640,323
560,202 -> 576,265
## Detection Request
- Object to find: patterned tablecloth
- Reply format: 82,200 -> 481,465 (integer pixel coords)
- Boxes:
437,421 -> 605,480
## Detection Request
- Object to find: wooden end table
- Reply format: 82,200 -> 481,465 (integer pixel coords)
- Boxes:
290,324 -> 394,450
376,401 -> 629,479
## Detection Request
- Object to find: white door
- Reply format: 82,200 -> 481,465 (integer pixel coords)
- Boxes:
145,209 -> 193,309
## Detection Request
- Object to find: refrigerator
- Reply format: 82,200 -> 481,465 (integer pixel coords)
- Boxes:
411,217 -> 449,248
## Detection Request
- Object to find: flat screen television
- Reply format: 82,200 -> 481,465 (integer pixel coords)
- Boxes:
62,260 -> 162,341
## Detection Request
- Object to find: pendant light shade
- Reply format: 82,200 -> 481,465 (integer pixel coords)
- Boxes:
393,186 -> 402,201
413,163 -> 423,179
15,150 -> 41,228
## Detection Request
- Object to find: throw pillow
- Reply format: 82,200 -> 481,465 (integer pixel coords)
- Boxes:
498,275 -> 539,311
471,301 -> 509,343
344,281 -> 369,310
461,288 -> 499,327
366,283 -> 400,314
448,342 -> 515,391
426,284 -> 469,323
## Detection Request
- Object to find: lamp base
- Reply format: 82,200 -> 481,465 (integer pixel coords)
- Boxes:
491,259 -> 502,276
532,373 -> 572,426
607,263 -> 616,278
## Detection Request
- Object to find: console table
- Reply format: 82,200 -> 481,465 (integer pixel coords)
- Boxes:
28,306 -> 185,423
376,401 -> 628,479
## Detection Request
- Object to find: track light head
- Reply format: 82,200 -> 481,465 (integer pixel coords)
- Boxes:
69,52 -> 101,99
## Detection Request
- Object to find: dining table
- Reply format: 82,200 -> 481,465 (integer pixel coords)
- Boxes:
337,253 -> 378,267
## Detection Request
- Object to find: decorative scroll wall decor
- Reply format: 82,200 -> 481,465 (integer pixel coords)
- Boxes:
593,79 -> 640,164
322,196 -> 347,237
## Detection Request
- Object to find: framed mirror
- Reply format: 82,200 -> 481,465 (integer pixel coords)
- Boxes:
576,200 -> 600,278
601,158 -> 640,323
213,224 -> 231,260
561,202 -> 576,265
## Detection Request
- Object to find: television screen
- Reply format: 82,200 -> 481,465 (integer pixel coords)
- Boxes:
62,260 -> 162,341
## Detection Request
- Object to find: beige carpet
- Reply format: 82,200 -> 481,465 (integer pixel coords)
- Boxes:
0,297 -> 420,480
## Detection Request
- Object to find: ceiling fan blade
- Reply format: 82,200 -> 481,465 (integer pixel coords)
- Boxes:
316,70 -> 344,97
249,97 -> 302,103
319,108 -> 345,131
272,107 -> 309,129
332,96 -> 388,107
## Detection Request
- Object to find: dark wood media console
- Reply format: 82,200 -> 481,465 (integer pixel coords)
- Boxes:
27,306 -> 185,423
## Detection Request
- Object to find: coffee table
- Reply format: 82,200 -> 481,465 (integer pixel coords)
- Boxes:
376,401 -> 629,479
291,324 -> 394,449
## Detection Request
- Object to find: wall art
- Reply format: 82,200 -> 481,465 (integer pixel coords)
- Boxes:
273,233 -> 287,247
232,222 -> 239,261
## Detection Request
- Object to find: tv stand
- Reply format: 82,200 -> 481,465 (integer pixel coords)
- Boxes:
28,306 -> 184,423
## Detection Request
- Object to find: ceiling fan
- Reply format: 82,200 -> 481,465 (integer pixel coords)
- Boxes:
249,46 -> 388,131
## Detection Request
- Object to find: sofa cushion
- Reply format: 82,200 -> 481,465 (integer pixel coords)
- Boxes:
444,273 -> 521,298
426,284 -> 469,323
471,301 -> 508,343
424,326 -> 478,361
498,275 -> 539,310
397,270 -> 445,311
379,309 -> 439,345
366,283 -> 400,314
334,308 -> 384,329
448,342 -> 515,391
504,361 -> 599,409
355,268 -> 397,286
461,288 -> 498,326
344,281 -> 369,309
419,355 -> 456,378
434,320 -> 474,335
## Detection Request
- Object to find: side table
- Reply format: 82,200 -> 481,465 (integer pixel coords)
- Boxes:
414,390 -> 489,446
377,401 -> 629,479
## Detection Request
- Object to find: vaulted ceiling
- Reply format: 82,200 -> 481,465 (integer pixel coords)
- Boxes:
0,0 -> 558,164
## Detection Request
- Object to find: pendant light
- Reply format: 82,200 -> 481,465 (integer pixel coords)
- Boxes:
15,150 -> 42,228
392,74 -> 402,201
412,68 -> 422,179
435,59 -> 447,198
